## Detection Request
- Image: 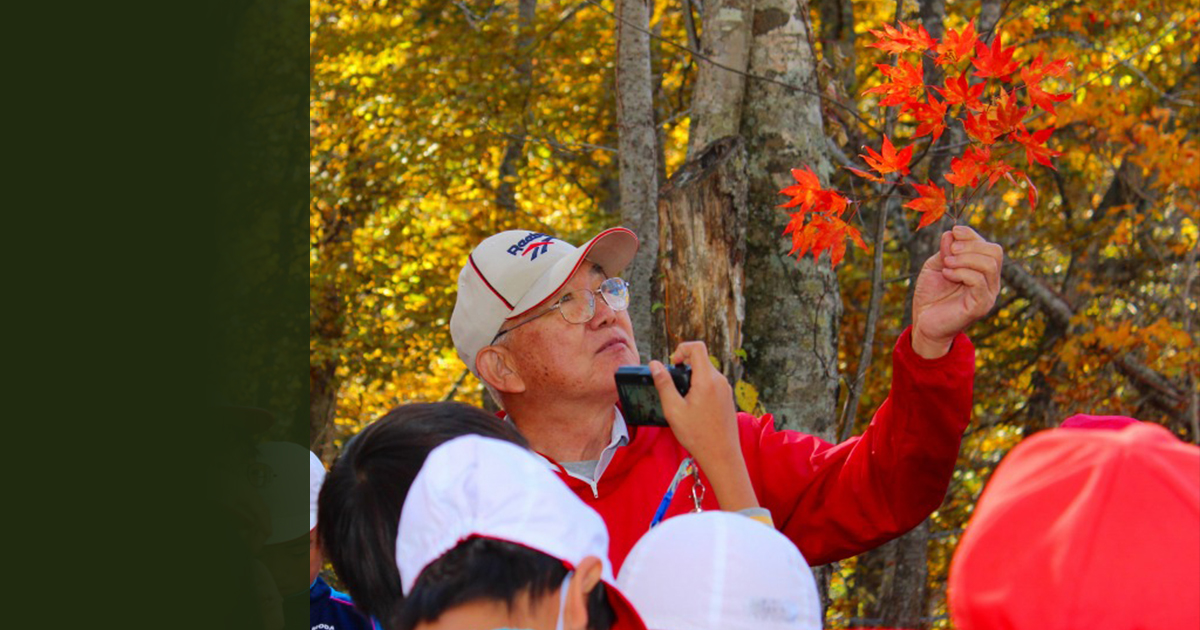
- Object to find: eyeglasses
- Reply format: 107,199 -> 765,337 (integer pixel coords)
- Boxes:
492,277 -> 630,343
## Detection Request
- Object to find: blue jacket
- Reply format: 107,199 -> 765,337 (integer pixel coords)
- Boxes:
309,576 -> 379,630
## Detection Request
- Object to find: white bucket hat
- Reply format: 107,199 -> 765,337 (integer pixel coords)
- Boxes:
617,511 -> 822,630
308,450 -> 325,531
256,441 -> 314,545
450,227 -> 639,375
396,434 -> 647,630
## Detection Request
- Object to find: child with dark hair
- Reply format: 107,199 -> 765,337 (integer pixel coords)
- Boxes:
395,435 -> 647,630
317,402 -> 529,629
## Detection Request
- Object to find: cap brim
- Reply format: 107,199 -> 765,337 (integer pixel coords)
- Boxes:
509,227 -> 639,319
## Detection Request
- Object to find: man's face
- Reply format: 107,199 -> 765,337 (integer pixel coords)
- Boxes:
502,263 -> 640,402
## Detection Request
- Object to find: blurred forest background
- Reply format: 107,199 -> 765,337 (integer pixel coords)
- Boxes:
310,0 -> 1197,625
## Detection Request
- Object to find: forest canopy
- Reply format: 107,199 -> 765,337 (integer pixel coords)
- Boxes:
311,0 -> 1197,625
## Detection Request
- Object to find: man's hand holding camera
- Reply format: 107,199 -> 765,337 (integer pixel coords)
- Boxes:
649,341 -> 758,513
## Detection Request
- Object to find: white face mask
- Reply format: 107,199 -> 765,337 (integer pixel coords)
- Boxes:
491,570 -> 574,630
554,571 -> 574,630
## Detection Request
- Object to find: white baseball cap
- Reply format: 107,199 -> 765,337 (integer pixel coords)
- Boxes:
617,511 -> 822,630
450,227 -> 639,375
256,441 -> 313,545
396,434 -> 647,630
308,450 -> 325,531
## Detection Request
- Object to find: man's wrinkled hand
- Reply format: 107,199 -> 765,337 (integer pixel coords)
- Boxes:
911,226 -> 1003,358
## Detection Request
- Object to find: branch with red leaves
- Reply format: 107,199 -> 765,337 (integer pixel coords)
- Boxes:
779,19 -> 1072,266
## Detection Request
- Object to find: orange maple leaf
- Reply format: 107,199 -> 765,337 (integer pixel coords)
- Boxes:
867,22 -> 937,55
935,70 -> 986,111
845,166 -> 885,183
863,60 -> 926,106
972,34 -> 1020,80
935,20 -> 978,66
860,135 -> 914,178
904,181 -> 949,228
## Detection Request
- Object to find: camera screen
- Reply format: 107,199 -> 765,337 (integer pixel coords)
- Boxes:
620,379 -> 665,426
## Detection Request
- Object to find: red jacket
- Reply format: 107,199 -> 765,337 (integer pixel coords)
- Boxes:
546,327 -> 975,571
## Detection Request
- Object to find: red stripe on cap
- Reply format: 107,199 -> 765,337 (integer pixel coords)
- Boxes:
469,254 -> 514,310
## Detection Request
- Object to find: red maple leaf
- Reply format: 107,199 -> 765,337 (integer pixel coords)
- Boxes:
1026,82 -> 1072,114
779,167 -> 849,215
935,70 -> 986,111
935,20 -> 978,66
972,34 -> 1020,81
978,155 -> 1016,189
944,153 -> 982,188
1017,170 -> 1039,210
779,167 -> 823,209
1021,53 -> 1069,84
904,181 -> 949,228
904,94 -> 950,141
963,110 -> 1002,144
783,213 -> 866,267
1020,55 -> 1072,114
1013,125 -> 1061,169
867,22 -> 937,55
988,88 -> 1028,137
863,60 -> 926,106
860,135 -> 914,178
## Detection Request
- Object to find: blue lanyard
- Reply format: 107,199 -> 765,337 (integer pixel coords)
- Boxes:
649,457 -> 697,528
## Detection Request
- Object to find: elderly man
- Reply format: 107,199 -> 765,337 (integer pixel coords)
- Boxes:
450,225 -> 1002,570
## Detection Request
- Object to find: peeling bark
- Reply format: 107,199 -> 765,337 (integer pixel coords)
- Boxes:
656,136 -> 749,380
740,0 -> 840,435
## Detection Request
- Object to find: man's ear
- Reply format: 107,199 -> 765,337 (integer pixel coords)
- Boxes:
476,345 -> 526,395
562,556 -> 604,630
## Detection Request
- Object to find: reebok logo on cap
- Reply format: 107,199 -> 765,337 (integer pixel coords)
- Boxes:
507,232 -> 558,260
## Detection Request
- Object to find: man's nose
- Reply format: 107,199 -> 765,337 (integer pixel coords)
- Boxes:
588,292 -> 617,328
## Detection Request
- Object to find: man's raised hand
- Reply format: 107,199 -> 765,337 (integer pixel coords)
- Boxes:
911,226 -> 1003,359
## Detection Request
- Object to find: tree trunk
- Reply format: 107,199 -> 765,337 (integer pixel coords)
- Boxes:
310,361 -> 339,459
616,0 -> 660,363
817,0 -> 856,96
686,0 -> 754,159
494,0 -> 538,215
740,0 -> 840,435
656,136 -> 749,380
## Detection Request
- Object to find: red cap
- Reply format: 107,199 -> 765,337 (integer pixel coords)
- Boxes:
1059,413 -> 1140,430
949,423 -> 1200,629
